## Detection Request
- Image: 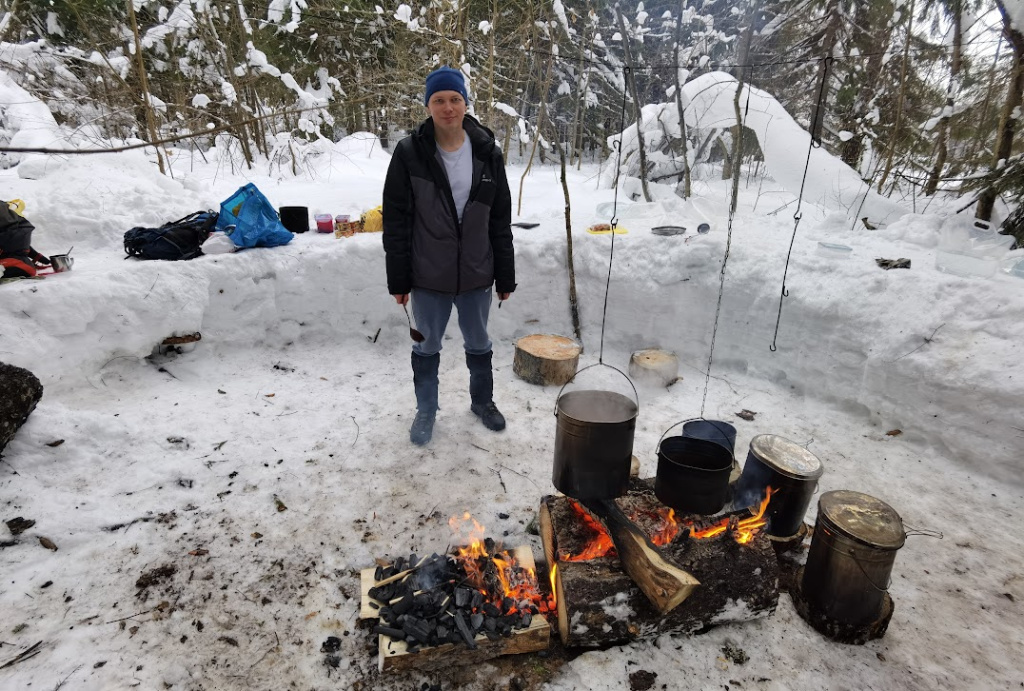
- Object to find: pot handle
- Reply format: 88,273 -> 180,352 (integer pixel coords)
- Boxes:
656,417 -> 712,448
553,361 -> 639,416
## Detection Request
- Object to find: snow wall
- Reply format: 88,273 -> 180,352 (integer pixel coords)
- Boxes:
1,227 -> 1019,488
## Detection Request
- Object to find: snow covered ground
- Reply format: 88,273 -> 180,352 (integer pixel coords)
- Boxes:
1,136 -> 1023,690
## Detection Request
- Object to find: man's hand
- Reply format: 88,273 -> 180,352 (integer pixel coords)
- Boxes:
498,292 -> 511,301
393,293 -> 410,305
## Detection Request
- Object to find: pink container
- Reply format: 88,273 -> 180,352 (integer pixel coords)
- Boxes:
315,214 -> 333,233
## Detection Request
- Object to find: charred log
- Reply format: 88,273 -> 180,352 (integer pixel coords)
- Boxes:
0,362 -> 43,455
540,484 -> 779,648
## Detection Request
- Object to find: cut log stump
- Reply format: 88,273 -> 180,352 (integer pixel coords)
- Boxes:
513,334 -> 580,386
540,481 -> 779,648
628,349 -> 679,387
0,362 -> 43,454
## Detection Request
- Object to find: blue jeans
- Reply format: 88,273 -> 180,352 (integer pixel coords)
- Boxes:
411,287 -> 493,357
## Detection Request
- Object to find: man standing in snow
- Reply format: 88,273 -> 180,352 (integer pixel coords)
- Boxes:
382,66 -> 516,446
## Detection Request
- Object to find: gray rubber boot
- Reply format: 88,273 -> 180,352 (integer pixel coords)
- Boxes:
410,352 -> 440,445
466,351 -> 505,431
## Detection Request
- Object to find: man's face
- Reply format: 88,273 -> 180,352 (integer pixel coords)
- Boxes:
426,91 -> 467,129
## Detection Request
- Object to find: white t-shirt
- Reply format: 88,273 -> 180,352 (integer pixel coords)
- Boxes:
438,136 -> 473,223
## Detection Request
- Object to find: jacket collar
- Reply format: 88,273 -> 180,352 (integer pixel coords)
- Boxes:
413,113 -> 496,157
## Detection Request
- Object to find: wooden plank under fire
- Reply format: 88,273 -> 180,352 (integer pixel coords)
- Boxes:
358,545 -> 550,673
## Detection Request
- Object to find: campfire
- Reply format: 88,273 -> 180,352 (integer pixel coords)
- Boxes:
359,513 -> 552,672
540,479 -> 781,648
560,487 -> 775,562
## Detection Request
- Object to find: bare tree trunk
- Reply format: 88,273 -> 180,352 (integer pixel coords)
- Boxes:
558,142 -> 583,345
809,0 -> 840,146
977,3 -> 1024,222
202,10 -> 253,168
617,8 -> 652,203
487,0 -> 497,122
925,2 -> 963,196
571,0 -> 594,169
517,48 -> 556,215
673,0 -> 692,198
877,0 -> 916,193
731,5 -> 755,216
126,0 -> 166,175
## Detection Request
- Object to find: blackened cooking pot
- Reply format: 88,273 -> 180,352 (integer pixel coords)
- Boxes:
734,434 -> 823,538
655,421 -> 733,515
552,364 -> 639,500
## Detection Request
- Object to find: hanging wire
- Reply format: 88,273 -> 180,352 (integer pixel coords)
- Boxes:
699,63 -> 753,418
769,56 -> 832,352
598,67 -> 631,366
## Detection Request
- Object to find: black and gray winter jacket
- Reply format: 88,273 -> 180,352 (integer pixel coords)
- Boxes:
382,114 -> 515,296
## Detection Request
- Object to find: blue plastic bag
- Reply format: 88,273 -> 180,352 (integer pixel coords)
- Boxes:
215,183 -> 293,249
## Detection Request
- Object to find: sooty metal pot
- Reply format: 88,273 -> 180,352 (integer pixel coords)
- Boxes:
654,432 -> 733,515
801,490 -> 906,626
682,419 -> 737,455
734,434 -> 823,538
552,389 -> 638,500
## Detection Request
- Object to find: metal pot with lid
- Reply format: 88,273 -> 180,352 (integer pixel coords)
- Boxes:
734,434 -> 824,538
801,490 -> 906,626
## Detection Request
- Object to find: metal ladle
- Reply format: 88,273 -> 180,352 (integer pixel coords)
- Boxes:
403,303 -> 425,343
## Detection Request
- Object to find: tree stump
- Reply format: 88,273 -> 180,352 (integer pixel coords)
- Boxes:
0,362 -> 43,454
513,334 -> 580,386
628,349 -> 679,387
539,480 -> 779,648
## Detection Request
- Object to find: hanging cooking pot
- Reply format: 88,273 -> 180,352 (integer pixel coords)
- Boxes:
681,419 -> 737,456
655,419 -> 733,515
552,363 -> 639,501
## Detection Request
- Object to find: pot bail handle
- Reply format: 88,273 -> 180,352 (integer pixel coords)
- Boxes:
553,361 -> 640,416
903,523 -> 943,539
656,417 -> 706,448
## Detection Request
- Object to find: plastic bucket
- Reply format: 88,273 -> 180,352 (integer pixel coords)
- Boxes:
682,419 -> 737,455
801,490 -> 905,625
734,434 -> 823,538
655,434 -> 733,515
552,389 -> 638,500
279,206 -> 309,233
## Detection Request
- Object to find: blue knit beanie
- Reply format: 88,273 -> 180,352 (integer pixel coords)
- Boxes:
424,66 -> 468,106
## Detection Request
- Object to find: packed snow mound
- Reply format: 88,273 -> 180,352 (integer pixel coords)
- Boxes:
605,72 -> 907,226
0,70 -> 64,178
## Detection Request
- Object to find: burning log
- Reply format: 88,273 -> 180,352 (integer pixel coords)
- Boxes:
578,498 -> 699,614
359,545 -> 550,672
540,481 -> 779,648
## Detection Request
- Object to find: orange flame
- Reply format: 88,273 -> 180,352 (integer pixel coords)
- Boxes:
560,489 -> 776,561
689,487 -> 775,544
561,500 -> 617,561
447,512 -> 554,613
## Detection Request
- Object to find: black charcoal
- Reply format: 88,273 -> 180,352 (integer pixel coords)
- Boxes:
470,612 -> 484,630
453,610 -> 477,649
372,624 -> 406,639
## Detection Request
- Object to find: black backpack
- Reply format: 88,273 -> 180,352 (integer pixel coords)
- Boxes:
124,211 -> 218,261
